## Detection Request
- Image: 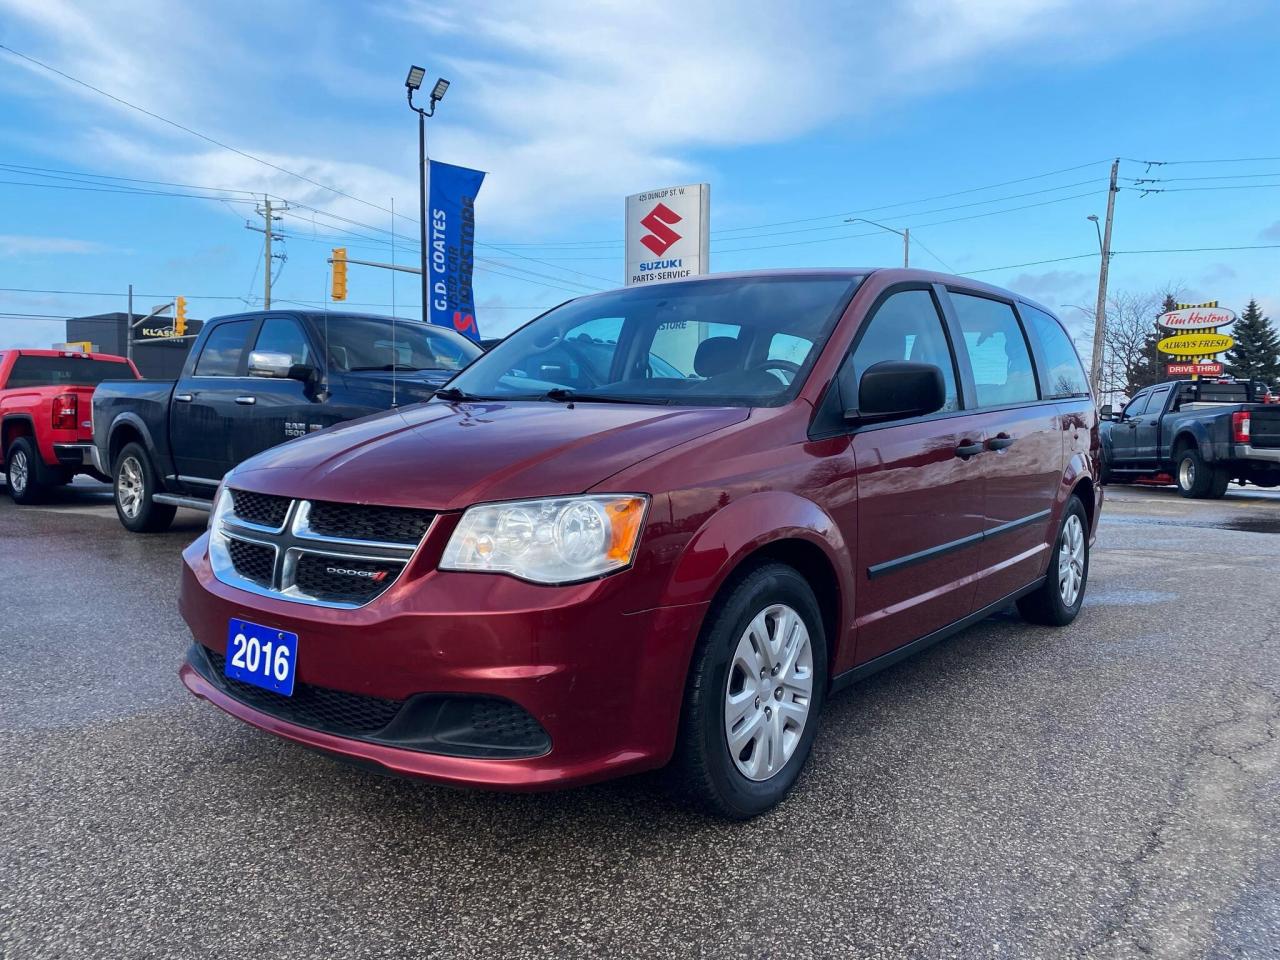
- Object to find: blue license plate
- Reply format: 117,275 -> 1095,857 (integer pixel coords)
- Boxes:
226,618 -> 298,696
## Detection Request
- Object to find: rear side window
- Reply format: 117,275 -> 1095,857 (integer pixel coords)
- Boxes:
5,355 -> 134,388
1020,304 -> 1089,398
951,293 -> 1039,406
194,320 -> 255,377
846,289 -> 959,413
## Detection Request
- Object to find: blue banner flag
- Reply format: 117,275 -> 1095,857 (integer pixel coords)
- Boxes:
427,160 -> 486,342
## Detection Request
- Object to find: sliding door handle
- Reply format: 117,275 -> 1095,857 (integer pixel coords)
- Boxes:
955,441 -> 984,459
986,434 -> 1016,451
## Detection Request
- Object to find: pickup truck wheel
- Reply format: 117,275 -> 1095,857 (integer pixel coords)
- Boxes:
1175,447 -> 1228,499
5,437 -> 44,504
1017,496 -> 1089,627
671,563 -> 827,819
113,442 -> 176,533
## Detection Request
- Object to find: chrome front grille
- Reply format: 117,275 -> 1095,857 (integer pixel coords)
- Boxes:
209,489 -> 436,608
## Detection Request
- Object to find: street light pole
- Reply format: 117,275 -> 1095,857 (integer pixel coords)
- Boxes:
845,217 -> 909,267
406,67 -> 449,327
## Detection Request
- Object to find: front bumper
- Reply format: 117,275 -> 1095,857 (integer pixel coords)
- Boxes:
178,534 -> 708,791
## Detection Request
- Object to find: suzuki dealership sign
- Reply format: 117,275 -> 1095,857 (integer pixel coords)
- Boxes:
625,184 -> 710,286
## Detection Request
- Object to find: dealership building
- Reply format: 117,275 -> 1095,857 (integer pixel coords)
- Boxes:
64,312 -> 204,379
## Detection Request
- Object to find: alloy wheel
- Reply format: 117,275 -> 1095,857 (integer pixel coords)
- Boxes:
723,603 -> 814,781
117,456 -> 144,519
1058,513 -> 1085,607
1179,457 -> 1196,492
9,448 -> 29,495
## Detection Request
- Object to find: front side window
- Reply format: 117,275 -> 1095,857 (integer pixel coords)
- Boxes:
447,276 -> 861,406
1020,303 -> 1089,398
1122,392 -> 1150,418
253,318 -> 312,368
845,289 -> 959,413
951,293 -> 1039,406
194,320 -> 256,377
319,317 -> 482,373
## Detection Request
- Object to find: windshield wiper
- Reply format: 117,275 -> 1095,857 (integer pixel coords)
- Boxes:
434,386 -> 483,401
540,388 -> 666,405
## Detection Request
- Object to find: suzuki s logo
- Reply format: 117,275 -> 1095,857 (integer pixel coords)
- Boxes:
639,202 -> 682,256
326,566 -> 389,582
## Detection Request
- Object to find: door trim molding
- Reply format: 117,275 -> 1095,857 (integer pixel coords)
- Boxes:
831,576 -> 1047,692
867,508 -> 1051,580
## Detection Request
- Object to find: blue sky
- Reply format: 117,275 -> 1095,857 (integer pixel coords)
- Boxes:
1,0 -> 1278,352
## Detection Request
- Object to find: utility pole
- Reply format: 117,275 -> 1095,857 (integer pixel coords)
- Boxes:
1089,159 -> 1120,395
127,283 -> 133,365
246,196 -> 288,309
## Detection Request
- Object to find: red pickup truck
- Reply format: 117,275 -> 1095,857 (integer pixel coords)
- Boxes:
1,349 -> 140,503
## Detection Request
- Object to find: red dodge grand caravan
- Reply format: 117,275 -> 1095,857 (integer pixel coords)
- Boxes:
179,269 -> 1101,818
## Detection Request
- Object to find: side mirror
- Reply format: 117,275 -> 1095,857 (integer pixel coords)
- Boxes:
1099,403 -> 1114,421
249,350 -> 314,382
847,360 -> 946,422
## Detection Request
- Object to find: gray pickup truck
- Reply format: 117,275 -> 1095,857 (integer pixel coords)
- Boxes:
92,309 -> 480,531
1100,379 -> 1280,498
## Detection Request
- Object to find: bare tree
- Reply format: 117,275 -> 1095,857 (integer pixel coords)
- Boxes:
1074,285 -> 1186,403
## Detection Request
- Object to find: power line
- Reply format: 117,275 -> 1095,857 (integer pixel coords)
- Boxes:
0,43 -> 601,286
958,243 -> 1280,277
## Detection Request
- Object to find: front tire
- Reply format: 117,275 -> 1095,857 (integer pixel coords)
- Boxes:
1017,496 -> 1090,626
672,563 -> 827,819
113,442 -> 176,533
5,436 -> 43,504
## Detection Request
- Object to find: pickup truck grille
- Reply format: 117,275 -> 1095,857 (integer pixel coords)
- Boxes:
211,489 -> 436,608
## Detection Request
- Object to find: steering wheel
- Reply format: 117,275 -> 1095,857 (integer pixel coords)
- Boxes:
749,358 -> 802,384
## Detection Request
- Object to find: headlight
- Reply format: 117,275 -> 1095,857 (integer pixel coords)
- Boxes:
209,483 -> 232,531
440,494 -> 648,584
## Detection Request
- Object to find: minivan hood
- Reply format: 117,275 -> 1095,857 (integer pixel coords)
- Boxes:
232,400 -> 749,510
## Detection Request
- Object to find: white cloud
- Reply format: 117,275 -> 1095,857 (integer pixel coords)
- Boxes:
0,234 -> 116,256
1259,221 -> 1280,242
0,0 -> 1239,238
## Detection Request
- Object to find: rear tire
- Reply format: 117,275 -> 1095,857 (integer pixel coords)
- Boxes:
671,563 -> 827,819
1017,496 -> 1089,627
5,437 -> 44,504
1175,446 -> 1228,499
113,442 -> 176,533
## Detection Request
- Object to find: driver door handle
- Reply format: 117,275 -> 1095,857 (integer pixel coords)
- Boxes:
955,441 -> 984,459
986,433 -> 1016,451
235,396 -> 257,405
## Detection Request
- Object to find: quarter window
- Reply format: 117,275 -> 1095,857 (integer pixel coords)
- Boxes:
951,293 -> 1039,406
846,289 -> 959,413
194,320 -> 255,377
1019,304 -> 1089,398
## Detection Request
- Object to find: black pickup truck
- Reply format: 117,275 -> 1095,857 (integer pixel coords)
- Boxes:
92,310 -> 481,531
1100,379 -> 1280,498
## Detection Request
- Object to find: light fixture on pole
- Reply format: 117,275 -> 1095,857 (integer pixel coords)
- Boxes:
406,66 -> 450,326
845,217 -> 909,267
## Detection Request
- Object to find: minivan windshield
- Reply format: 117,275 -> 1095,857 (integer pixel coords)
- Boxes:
446,275 -> 861,406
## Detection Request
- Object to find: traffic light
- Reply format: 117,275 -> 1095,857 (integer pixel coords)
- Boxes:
331,247 -> 347,301
174,296 -> 187,337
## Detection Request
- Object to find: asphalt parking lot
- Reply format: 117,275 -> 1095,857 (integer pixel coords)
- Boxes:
2,481 -> 1278,960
